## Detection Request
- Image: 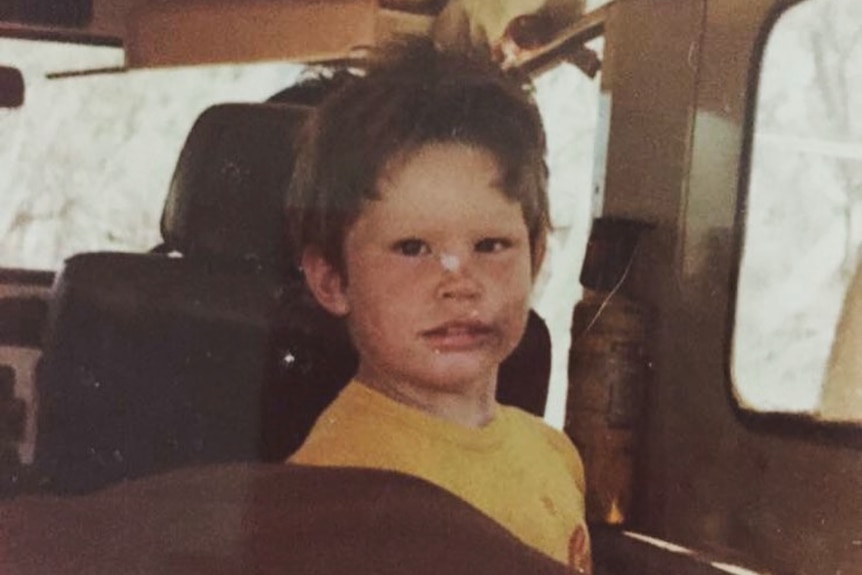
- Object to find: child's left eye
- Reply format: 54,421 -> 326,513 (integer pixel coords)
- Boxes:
475,238 -> 512,253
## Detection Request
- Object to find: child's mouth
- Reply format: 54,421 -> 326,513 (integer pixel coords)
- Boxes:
421,321 -> 496,351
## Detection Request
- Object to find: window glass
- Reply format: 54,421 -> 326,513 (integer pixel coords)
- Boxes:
733,0 -> 862,420
0,38 -> 303,270
532,37 -> 604,427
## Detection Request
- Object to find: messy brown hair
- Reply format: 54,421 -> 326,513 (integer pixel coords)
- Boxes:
285,37 -> 549,276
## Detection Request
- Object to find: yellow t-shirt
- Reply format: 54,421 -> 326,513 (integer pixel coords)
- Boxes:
289,381 -> 587,565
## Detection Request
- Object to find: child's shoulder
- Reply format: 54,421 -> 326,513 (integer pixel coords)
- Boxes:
498,404 -> 585,484
498,405 -> 570,447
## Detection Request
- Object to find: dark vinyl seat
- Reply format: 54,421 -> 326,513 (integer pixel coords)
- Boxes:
31,103 -> 356,494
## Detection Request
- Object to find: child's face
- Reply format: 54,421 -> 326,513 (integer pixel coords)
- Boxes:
306,142 -> 535,399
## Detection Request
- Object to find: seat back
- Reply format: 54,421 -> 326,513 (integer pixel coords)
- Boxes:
31,103 -> 346,494
33,253 -> 355,493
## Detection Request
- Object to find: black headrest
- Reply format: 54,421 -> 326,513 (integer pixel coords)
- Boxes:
160,102 -> 311,269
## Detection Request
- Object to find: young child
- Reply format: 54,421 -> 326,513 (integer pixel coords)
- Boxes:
285,38 -> 591,572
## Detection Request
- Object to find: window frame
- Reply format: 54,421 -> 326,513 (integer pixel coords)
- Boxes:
730,0 -> 862,442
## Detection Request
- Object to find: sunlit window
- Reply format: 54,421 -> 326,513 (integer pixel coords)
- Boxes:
531,37 -> 604,427
0,38 -> 302,270
733,0 -> 862,420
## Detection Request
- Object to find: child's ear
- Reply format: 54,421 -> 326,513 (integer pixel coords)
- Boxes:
301,247 -> 350,316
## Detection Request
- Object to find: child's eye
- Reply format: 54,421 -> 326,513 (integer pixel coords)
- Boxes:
392,238 -> 430,257
475,238 -> 512,253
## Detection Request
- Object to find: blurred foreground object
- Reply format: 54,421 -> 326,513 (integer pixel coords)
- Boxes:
432,0 -> 585,63
2,464 -> 571,575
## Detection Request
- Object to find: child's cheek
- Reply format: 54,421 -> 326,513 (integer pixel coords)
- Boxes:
483,252 -> 534,283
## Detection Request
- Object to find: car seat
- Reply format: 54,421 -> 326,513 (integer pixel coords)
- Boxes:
31,102 -> 356,494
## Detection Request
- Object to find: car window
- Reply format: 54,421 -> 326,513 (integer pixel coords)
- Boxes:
0,38 -> 303,270
732,0 -> 862,421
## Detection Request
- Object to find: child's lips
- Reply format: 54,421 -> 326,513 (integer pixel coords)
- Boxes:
421,320 -> 496,351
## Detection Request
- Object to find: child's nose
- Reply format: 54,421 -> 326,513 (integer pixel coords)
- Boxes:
436,252 -> 482,300
440,253 -> 460,272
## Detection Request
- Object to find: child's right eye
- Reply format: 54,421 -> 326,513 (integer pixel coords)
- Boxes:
392,239 -> 430,257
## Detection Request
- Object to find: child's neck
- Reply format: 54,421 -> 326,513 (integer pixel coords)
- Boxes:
356,372 -> 498,429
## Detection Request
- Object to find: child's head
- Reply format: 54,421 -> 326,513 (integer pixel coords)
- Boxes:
286,37 -> 549,277
285,38 -> 550,407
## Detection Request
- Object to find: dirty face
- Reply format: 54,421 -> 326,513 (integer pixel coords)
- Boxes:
310,142 -> 535,401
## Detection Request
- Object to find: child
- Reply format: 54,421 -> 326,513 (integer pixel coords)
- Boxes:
285,38 -> 591,572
